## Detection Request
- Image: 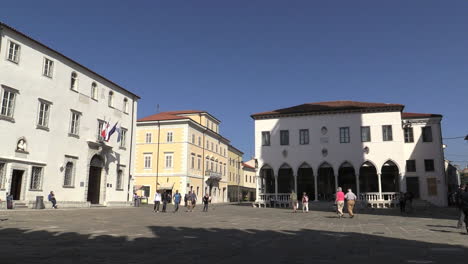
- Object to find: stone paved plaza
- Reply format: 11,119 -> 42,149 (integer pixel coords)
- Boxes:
0,204 -> 467,264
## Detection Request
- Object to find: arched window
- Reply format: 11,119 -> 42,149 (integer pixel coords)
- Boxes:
116,169 -> 123,190
108,91 -> 114,107
64,162 -> 74,186
123,98 -> 129,113
71,72 -> 78,91
91,82 -> 98,100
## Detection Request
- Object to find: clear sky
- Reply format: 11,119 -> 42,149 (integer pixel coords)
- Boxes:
2,0 -> 467,167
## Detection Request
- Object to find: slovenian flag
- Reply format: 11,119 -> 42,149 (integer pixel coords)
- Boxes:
105,122 -> 118,142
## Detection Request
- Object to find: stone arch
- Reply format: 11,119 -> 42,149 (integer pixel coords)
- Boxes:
259,164 -> 275,194
359,160 -> 378,193
381,160 -> 400,193
297,162 -> 314,200
317,162 -> 335,201
278,163 -> 294,193
338,161 -> 356,193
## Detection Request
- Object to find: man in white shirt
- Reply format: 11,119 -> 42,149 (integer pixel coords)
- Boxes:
153,191 -> 162,213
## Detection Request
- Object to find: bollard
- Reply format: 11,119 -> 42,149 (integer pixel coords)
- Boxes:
35,196 -> 45,209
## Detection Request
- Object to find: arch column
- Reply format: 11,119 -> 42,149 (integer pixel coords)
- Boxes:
334,173 -> 338,191
356,174 -> 360,196
255,176 -> 260,202
294,175 -> 297,193
274,176 -> 278,201
314,174 -> 318,201
377,173 -> 382,200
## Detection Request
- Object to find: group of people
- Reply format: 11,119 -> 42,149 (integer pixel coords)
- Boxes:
289,187 -> 358,218
151,190 -> 213,213
2,191 -> 57,209
455,184 -> 468,234
398,191 -> 414,213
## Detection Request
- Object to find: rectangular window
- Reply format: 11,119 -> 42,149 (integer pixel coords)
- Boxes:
43,58 -> 54,78
30,166 -> 43,190
404,127 -> 414,143
339,127 -> 350,143
422,126 -> 433,142
406,160 -> 416,172
63,158 -> 77,187
191,154 -> 195,169
0,162 -> 5,189
123,99 -> 129,113
198,137 -> 201,146
299,129 -> 309,145
0,87 -> 17,118
144,154 -> 152,169
197,156 -> 201,170
167,132 -> 173,142
37,100 -> 51,128
97,120 -> 105,141
361,126 -> 371,142
120,128 -> 127,148
216,145 -> 218,153
69,110 -> 81,136
116,169 -> 124,190
382,125 -> 393,141
262,131 -> 271,146
146,133 -> 152,143
165,153 -> 173,168
192,134 -> 195,144
424,159 -> 435,172
211,142 -> 214,151
7,41 -> 20,63
280,130 -> 289,145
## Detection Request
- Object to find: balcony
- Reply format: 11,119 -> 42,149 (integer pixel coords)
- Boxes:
205,170 -> 222,180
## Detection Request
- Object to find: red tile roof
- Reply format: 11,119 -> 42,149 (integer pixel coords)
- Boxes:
401,112 -> 442,119
138,110 -> 204,122
251,101 -> 404,118
242,162 -> 255,169
0,22 -> 140,99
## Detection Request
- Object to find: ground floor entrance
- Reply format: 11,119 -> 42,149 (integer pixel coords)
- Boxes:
10,169 -> 24,200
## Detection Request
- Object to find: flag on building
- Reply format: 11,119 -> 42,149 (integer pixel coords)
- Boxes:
105,122 -> 118,142
116,124 -> 122,142
100,121 -> 110,141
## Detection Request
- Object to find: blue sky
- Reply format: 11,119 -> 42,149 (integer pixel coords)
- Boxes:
2,0 -> 467,166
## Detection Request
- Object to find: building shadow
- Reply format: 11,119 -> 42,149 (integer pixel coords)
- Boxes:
0,224 -> 467,263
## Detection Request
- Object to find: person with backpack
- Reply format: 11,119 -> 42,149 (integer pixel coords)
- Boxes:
302,192 -> 309,213
173,190 -> 182,213
48,191 -> 58,209
202,193 -> 210,212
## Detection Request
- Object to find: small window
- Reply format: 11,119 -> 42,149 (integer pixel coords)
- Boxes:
167,132 -> 173,142
43,58 -> 54,78
144,154 -> 152,169
211,142 -> 214,151
123,98 -> 129,113
97,120 -> 105,141
404,127 -> 414,143
262,131 -> 271,146
64,162 -> 74,187
197,156 -> 201,170
37,100 -> 51,128
361,126 -> 371,142
146,133 -> 152,143
165,153 -> 173,168
71,72 -> 78,91
91,82 -> 98,100
422,127 -> 433,142
108,91 -> 114,107
339,127 -> 350,143
406,160 -> 416,172
191,154 -> 195,169
192,134 -> 195,144
198,137 -> 201,146
0,86 -> 17,118
116,169 -> 124,190
299,129 -> 309,145
69,110 -> 81,136
280,130 -> 289,145
30,166 -> 43,190
7,41 -> 21,63
382,125 -> 393,141
119,128 -> 127,148
0,162 -> 6,189
424,159 -> 435,172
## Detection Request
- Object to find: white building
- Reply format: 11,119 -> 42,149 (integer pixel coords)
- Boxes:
252,101 -> 447,207
0,22 -> 139,208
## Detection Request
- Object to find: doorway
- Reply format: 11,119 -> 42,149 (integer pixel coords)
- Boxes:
87,155 -> 104,204
406,177 -> 420,198
11,170 -> 24,200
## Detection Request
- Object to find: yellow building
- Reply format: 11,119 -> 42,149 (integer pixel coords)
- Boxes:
227,145 -> 243,202
241,160 -> 257,201
134,110 -> 230,203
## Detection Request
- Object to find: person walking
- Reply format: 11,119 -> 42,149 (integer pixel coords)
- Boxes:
457,184 -> 466,229
290,190 -> 298,213
459,186 -> 468,234
153,191 -> 161,213
161,191 -> 169,213
190,191 -> 197,211
48,191 -> 58,209
345,188 -> 357,218
173,190 -> 182,213
404,192 -> 414,213
399,192 -> 406,213
184,192 -> 188,207
202,193 -> 210,212
186,191 -> 192,212
302,192 -> 309,213
335,187 -> 345,218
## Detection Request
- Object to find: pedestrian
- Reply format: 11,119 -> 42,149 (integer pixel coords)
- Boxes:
190,191 -> 197,211
186,191 -> 192,212
459,186 -> 468,234
6,193 -> 13,210
153,191 -> 161,213
184,193 -> 188,207
456,184 -> 466,229
173,190 -> 182,213
202,193 -> 210,212
399,192 -> 406,213
290,190 -> 298,213
335,187 -> 345,218
48,191 -> 58,209
345,188 -> 357,218
133,192 -> 140,207
162,191 -> 169,213
404,192 -> 414,213
302,192 -> 309,213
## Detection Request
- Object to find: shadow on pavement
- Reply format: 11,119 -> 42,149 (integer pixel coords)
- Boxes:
0,224 -> 467,263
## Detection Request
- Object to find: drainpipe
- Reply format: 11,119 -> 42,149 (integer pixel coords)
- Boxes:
126,98 -> 136,202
